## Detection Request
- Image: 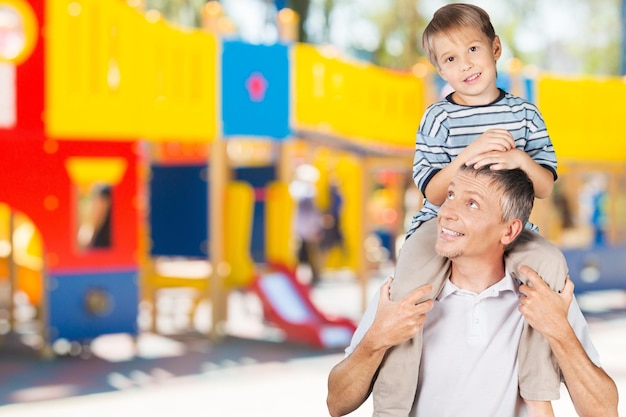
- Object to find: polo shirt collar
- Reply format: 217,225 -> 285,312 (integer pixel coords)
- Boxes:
437,269 -> 519,301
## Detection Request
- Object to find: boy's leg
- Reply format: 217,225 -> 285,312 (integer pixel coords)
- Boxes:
505,230 -> 567,401
372,220 -> 450,416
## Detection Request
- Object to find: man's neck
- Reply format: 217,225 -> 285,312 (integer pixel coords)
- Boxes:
449,257 -> 506,294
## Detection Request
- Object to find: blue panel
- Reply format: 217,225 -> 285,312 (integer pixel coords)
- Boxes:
48,270 -> 138,341
234,166 -> 277,262
563,246 -> 626,294
523,77 -> 535,103
221,41 -> 290,139
496,74 -> 511,92
150,164 -> 209,257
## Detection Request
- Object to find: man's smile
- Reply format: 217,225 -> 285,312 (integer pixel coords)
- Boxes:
441,226 -> 464,237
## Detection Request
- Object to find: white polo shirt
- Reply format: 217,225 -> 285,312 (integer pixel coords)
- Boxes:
345,272 -> 601,417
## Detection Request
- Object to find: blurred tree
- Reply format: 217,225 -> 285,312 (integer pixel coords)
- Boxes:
145,0 -> 205,27
347,0 -> 621,74
288,0 -> 312,42
366,0 -> 425,69
143,0 -> 622,75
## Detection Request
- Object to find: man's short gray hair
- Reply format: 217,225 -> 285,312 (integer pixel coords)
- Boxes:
458,164 -> 535,226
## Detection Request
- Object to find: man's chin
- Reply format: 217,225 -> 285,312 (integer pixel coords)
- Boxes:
435,244 -> 461,259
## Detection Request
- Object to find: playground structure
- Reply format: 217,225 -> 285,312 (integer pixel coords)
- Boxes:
0,0 -> 624,353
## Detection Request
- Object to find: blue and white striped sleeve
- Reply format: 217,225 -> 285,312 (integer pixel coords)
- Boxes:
413,106 -> 452,195
524,106 -> 558,180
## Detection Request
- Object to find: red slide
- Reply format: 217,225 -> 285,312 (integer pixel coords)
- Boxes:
251,263 -> 357,349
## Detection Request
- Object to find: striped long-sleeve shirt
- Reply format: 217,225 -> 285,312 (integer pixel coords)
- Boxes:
407,89 -> 558,238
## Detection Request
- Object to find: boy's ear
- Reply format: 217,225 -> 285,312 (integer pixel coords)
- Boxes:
436,66 -> 447,81
492,35 -> 503,60
501,218 -> 523,246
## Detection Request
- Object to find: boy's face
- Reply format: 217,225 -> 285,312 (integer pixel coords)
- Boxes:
435,171 -> 517,262
432,28 -> 502,106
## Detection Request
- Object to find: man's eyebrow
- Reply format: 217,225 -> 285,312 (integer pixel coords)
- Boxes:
464,189 -> 485,201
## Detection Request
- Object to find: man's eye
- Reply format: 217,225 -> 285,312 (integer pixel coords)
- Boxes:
468,201 -> 478,208
447,191 -> 454,200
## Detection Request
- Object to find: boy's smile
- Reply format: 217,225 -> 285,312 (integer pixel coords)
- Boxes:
431,29 -> 501,106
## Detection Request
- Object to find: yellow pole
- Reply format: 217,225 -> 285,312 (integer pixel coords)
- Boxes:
358,156 -> 373,313
209,139 -> 229,339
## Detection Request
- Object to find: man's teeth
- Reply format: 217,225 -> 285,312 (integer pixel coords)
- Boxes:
442,227 -> 463,236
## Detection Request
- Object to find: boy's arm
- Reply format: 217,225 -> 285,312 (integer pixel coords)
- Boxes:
423,157 -> 467,205
464,147 -> 555,199
518,267 -> 619,417
512,149 -> 555,199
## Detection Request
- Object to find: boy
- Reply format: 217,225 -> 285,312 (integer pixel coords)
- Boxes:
372,4 -> 567,416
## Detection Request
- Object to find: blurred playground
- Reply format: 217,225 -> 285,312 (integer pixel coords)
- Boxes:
0,0 -> 624,381
0,272 -> 624,416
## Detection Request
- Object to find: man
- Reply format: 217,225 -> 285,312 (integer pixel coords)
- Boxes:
327,165 -> 618,417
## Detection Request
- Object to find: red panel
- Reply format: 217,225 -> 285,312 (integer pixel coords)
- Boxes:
0,138 -> 139,272
15,0 -> 45,135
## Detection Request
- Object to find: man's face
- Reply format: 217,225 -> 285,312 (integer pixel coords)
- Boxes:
435,171 -> 509,260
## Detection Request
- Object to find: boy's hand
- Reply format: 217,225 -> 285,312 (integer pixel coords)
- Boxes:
466,147 -> 527,170
462,129 -> 515,162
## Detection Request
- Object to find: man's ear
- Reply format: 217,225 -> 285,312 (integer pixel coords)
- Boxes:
501,218 -> 523,246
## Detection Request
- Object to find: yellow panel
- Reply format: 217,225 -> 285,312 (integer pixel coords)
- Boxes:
312,151 -> 361,270
46,0 -> 218,141
265,181 -> 297,268
223,181 -> 255,287
65,157 -> 127,186
293,43 -> 423,152
537,76 -> 626,162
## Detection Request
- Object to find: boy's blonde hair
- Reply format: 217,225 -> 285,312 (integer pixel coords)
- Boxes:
422,3 -> 496,67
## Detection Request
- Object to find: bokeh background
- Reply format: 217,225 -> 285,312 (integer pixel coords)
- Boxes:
0,0 -> 624,416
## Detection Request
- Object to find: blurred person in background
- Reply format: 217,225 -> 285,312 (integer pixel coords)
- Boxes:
77,184 -> 112,250
291,165 -> 323,286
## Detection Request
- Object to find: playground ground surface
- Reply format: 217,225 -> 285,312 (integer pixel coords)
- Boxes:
0,266 -> 624,417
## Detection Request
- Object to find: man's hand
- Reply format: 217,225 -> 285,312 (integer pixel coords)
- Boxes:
518,266 -> 619,417
365,278 -> 434,352
517,265 -> 574,339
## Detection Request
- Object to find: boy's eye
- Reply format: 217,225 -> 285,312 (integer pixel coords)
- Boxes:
469,46 -> 477,52
445,56 -> 454,63
468,200 -> 478,208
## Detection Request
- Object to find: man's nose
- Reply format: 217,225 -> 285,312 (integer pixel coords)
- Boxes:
438,200 -> 454,219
